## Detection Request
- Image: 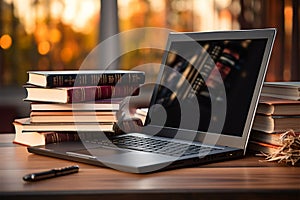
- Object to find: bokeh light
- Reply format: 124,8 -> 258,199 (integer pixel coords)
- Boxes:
38,41 -> 51,55
0,34 -> 13,49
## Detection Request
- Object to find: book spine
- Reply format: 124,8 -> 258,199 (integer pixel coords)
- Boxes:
44,132 -> 80,144
67,85 -> 139,103
47,73 -> 145,87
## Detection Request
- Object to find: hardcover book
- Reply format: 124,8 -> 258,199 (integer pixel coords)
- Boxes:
250,130 -> 300,146
24,85 -> 139,103
13,121 -> 80,146
30,98 -> 122,111
30,111 -> 116,116
250,130 -> 284,146
30,111 -> 117,123
257,96 -> 300,115
247,140 -> 281,154
27,70 -> 145,87
252,114 -> 300,133
14,118 -> 114,132
261,82 -> 300,100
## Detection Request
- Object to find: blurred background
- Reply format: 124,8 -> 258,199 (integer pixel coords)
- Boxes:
0,0 -> 299,133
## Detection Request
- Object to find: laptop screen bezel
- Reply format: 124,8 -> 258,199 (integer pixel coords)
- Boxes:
143,28 -> 276,150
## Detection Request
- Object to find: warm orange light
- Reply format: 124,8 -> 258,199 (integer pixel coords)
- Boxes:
38,41 -> 51,55
0,34 -> 13,49
10,0 -> 99,34
49,29 -> 62,43
60,47 -> 73,63
284,6 -> 293,34
219,9 -> 232,30
35,24 -> 48,43
284,6 -> 293,18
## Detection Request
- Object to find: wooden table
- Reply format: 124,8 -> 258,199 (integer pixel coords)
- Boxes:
0,134 -> 299,200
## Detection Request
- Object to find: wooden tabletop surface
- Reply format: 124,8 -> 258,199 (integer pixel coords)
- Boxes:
0,134 -> 299,200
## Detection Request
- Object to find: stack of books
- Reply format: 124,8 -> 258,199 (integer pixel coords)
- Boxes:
13,70 -> 145,146
248,82 -> 300,154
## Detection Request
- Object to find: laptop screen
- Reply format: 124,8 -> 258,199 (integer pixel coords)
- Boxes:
145,30 -> 274,140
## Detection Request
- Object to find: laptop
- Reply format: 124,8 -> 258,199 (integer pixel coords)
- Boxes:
28,28 -> 276,173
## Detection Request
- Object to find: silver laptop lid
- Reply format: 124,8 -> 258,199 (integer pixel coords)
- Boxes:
143,28 -> 276,149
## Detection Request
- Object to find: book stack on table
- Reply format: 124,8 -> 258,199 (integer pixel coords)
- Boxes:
13,70 -> 145,146
248,82 -> 300,154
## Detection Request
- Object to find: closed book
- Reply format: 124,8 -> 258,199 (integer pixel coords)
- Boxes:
247,140 -> 281,154
30,111 -> 116,116
13,118 -> 114,132
27,70 -> 145,88
252,115 -> 300,133
25,85 -> 139,103
250,130 -> 284,146
261,82 -> 300,100
250,130 -> 300,146
13,120 -> 80,146
257,96 -> 300,115
30,112 -> 117,123
31,98 -> 122,111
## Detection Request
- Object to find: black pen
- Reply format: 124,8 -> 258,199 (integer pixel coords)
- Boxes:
23,165 -> 79,182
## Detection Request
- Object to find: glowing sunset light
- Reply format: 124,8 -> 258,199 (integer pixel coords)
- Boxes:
4,0 -> 99,34
61,0 -> 99,33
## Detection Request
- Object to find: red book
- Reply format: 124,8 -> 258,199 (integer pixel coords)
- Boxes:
13,120 -> 81,147
24,85 -> 140,103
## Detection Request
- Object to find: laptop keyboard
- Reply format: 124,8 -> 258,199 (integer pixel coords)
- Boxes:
83,135 -> 220,157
